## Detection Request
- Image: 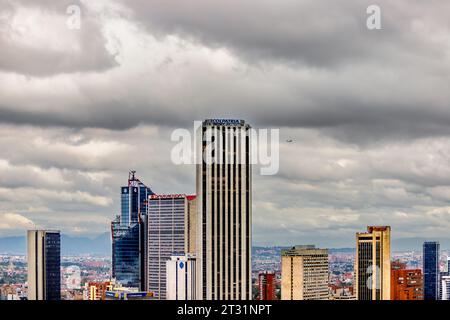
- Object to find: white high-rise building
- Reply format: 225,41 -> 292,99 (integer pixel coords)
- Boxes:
441,275 -> 450,300
196,119 -> 252,300
440,257 -> 450,300
166,254 -> 197,300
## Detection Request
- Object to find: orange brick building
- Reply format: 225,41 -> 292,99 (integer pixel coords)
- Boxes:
390,261 -> 423,300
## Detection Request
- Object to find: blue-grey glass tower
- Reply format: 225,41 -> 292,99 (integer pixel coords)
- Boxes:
423,241 -> 440,300
112,171 -> 153,289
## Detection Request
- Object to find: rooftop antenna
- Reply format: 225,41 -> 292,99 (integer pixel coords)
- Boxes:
129,170 -> 136,182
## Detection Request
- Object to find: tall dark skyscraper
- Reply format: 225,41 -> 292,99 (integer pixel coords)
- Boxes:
111,171 -> 153,289
196,119 -> 252,300
423,241 -> 440,300
27,230 -> 61,300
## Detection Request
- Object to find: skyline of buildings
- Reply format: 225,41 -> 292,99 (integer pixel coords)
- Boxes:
3,227 -> 450,301
3,245 -> 450,301
2,119 -> 449,301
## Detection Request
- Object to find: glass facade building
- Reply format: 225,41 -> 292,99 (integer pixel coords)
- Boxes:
423,241 -> 440,300
44,232 -> 61,300
120,182 -> 150,225
111,171 -> 153,289
111,221 -> 141,288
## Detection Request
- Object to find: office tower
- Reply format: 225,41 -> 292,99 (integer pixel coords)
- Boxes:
390,260 -> 423,300
258,272 -> 276,300
147,194 -> 192,299
27,230 -> 61,300
355,226 -> 391,300
166,254 -> 197,300
196,119 -> 252,300
423,241 -> 440,300
111,220 -> 140,287
111,171 -> 153,289
281,245 -> 329,300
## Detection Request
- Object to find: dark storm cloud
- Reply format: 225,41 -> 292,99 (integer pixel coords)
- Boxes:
111,0 -> 450,142
0,104 -> 141,129
0,0 -> 448,143
122,0 -> 449,67
0,99 -> 191,130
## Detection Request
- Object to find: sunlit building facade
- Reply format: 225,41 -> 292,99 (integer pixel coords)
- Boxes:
355,226 -> 391,300
281,245 -> 329,300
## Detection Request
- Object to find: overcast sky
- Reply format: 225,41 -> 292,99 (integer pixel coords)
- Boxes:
0,0 -> 450,247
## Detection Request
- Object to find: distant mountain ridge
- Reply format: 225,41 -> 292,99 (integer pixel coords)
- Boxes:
1,235 -> 449,255
0,233 -> 111,255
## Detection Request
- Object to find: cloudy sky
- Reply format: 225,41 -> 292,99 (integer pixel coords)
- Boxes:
0,0 -> 450,247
